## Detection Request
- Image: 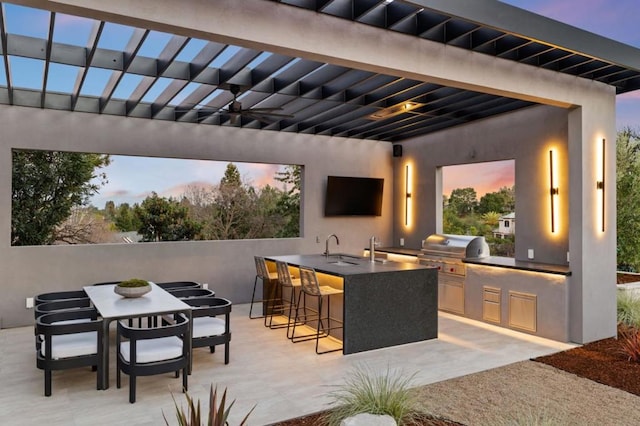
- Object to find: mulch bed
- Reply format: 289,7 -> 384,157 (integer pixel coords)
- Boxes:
617,272 -> 640,284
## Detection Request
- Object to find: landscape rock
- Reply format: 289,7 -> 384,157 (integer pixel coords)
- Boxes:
340,413 -> 396,426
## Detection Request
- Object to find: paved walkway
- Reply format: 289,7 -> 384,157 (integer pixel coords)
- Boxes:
0,305 -> 575,425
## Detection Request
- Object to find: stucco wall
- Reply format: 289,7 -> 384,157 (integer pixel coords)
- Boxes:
0,105 -> 393,328
394,105 -> 569,265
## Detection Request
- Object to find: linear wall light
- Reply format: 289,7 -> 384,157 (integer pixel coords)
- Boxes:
549,149 -> 559,233
369,102 -> 425,120
405,164 -> 412,227
597,138 -> 605,232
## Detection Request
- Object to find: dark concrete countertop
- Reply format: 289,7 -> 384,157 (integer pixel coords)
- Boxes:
265,253 -> 430,276
463,256 -> 571,276
365,246 -> 422,256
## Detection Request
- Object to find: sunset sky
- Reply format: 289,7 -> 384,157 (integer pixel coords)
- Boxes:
89,0 -> 639,207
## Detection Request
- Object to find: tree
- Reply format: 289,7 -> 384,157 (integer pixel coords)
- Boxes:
447,187 -> 478,216
113,203 -> 141,232
134,192 -> 201,241
274,165 -> 301,237
616,128 -> 640,271
11,150 -> 110,246
208,163 -> 257,239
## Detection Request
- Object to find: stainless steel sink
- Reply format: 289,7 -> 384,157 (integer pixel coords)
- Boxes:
328,260 -> 359,266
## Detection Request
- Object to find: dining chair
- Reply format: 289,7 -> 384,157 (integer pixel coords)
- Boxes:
34,289 -> 87,307
292,266 -> 344,354
156,281 -> 201,290
250,256 -> 278,319
34,297 -> 93,351
36,308 -> 103,396
183,296 -> 232,364
116,313 -> 189,403
166,288 -> 216,299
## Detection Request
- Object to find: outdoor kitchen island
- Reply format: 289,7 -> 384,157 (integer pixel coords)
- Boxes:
264,254 -> 438,354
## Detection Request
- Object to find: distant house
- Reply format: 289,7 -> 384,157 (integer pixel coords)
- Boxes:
494,213 -> 515,238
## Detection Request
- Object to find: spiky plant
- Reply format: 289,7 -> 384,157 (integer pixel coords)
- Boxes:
325,365 -> 419,426
163,384 -> 255,426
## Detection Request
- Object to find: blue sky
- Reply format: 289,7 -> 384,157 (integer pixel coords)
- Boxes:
500,0 -> 640,130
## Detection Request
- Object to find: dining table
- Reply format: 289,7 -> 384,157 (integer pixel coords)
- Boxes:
83,282 -> 192,389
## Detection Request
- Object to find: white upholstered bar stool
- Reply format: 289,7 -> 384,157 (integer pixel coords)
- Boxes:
292,265 -> 343,354
249,256 -> 278,319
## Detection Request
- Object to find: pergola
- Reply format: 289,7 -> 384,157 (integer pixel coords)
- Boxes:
1,0 -> 639,344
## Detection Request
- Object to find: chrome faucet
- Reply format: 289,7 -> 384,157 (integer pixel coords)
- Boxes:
369,236 -> 377,262
325,234 -> 339,258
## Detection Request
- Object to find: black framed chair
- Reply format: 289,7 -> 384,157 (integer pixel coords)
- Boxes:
184,296 -> 232,364
34,290 -> 87,307
292,266 -> 344,354
35,308 -> 103,396
156,281 -> 201,290
250,256 -> 278,319
35,298 -> 92,320
265,261 -> 302,337
166,288 -> 215,299
34,297 -> 93,350
116,313 -> 189,403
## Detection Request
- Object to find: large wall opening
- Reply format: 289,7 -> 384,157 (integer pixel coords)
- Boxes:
441,159 -> 515,257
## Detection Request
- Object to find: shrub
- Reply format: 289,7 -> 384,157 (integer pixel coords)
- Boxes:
325,365 -> 419,426
619,326 -> 640,362
617,290 -> 640,328
163,384 -> 255,426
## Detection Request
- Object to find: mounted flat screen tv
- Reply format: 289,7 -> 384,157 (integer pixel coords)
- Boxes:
324,176 -> 384,216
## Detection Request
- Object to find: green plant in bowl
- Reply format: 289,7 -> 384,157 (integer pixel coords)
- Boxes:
114,278 -> 151,297
118,278 -> 150,288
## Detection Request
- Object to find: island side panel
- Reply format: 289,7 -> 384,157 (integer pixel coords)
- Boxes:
343,268 -> 438,354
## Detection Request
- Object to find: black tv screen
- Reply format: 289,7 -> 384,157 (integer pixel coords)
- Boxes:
324,176 -> 384,216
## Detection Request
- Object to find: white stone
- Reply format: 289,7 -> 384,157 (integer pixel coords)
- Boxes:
340,413 -> 397,426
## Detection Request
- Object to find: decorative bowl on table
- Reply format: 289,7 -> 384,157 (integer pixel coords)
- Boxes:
114,278 -> 151,298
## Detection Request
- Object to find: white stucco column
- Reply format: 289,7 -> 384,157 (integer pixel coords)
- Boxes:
567,90 -> 617,343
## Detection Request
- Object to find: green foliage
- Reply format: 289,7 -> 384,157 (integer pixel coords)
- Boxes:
443,187 -> 514,256
477,187 -> 514,214
447,187 -> 477,216
134,192 -> 202,242
616,128 -> 640,271
617,291 -> 640,328
11,149 -> 110,245
163,384 -> 254,426
325,365 -> 419,426
117,278 -> 149,288
113,203 -> 141,232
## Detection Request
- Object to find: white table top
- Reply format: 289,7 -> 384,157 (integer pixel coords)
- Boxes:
83,282 -> 190,319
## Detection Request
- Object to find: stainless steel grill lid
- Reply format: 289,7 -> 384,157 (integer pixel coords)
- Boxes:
421,234 -> 490,259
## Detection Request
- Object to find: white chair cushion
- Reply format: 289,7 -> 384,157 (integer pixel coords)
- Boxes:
120,336 -> 183,364
40,332 -> 98,359
193,317 -> 226,338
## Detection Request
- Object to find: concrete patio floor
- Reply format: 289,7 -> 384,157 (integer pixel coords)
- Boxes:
0,304 -> 575,425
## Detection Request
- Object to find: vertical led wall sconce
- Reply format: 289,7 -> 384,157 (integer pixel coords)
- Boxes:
549,149 -> 559,233
597,138 -> 605,232
405,164 -> 412,227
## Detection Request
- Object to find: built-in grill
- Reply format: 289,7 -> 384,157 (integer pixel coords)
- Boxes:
418,234 -> 490,314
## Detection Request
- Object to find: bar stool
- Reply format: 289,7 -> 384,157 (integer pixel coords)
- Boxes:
292,266 -> 343,354
265,260 -> 302,337
249,256 -> 278,319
